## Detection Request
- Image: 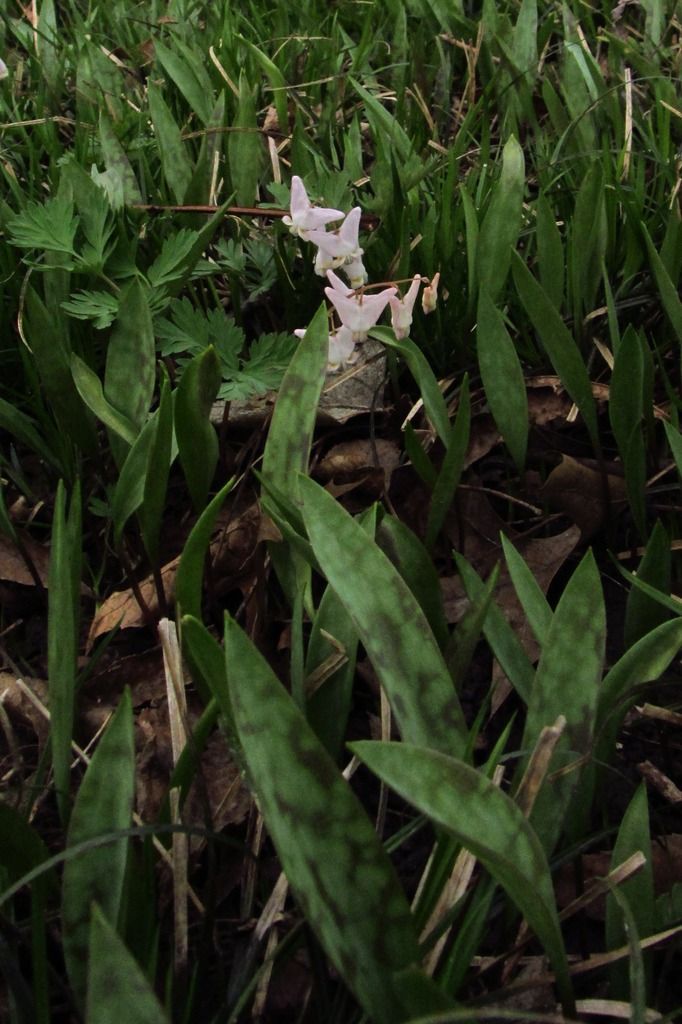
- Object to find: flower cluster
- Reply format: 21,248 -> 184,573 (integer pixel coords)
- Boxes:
285,176 -> 439,370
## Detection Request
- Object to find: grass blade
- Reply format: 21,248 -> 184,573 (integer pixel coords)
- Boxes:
62,691 -> 135,1008
174,347 -> 221,512
476,135 -> 525,302
48,480 -> 81,826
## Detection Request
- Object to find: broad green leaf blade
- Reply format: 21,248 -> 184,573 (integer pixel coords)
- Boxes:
62,691 -> 135,1008
477,135 -> 525,301
425,375 -> 470,550
305,507 -> 376,759
610,327 -> 646,538
181,615 -> 240,756
261,303 -> 328,499
371,327 -> 450,446
476,292 -> 528,471
512,251 -> 598,446
176,477 -> 235,622
98,113 -> 143,205
224,616 -> 426,1024
71,354 -> 137,445
536,193 -> 564,311
139,374 -> 174,566
642,223 -> 682,345
147,83 -> 192,204
227,72 -> 264,206
595,618 -> 682,768
175,347 -> 221,512
153,39 -> 214,126
606,783 -> 654,999
453,553 -> 535,704
48,481 -> 81,825
260,303 -> 328,610
105,280 -> 156,435
500,534 -> 553,647
351,741 -> 574,1015
522,550 -> 605,853
299,475 -> 467,756
623,520 -> 671,648
87,905 -> 168,1024
376,516 -> 449,652
110,411 -> 157,547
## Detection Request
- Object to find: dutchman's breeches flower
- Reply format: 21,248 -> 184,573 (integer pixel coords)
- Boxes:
324,270 -> 397,342
294,324 -> 357,371
0,58 -> 8,81
389,275 -> 422,339
308,207 -> 363,276
283,175 -> 344,239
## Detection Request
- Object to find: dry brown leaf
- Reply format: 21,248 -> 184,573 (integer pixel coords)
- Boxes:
87,503 -> 263,645
542,455 -> 628,539
317,438 -> 400,495
0,533 -> 49,586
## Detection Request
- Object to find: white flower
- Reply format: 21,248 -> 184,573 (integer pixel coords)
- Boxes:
389,275 -> 421,339
422,271 -> 440,315
308,207 -> 363,275
294,323 -> 357,371
324,270 -> 397,342
0,59 -> 8,81
282,175 -> 344,239
341,252 -> 368,288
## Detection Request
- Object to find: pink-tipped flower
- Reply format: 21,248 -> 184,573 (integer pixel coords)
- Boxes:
283,175 -> 344,239
342,252 -> 368,288
389,275 -> 421,339
324,270 -> 397,342
308,207 -> 363,275
294,323 -> 357,371
422,271 -> 440,315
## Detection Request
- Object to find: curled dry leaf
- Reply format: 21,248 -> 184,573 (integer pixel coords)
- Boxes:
0,533 -> 50,587
316,438 -> 401,495
541,455 -> 628,540
87,502 -> 262,645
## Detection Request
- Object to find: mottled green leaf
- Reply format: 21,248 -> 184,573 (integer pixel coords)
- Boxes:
376,516 -> 449,652
606,783 -> 654,999
624,520 -> 671,649
71,354 -> 137,446
642,220 -> 682,345
261,303 -> 328,499
48,481 -> 81,826
139,374 -> 173,566
351,741 -> 575,1015
175,346 -> 221,512
98,113 -> 142,205
454,552 -> 535,704
512,251 -> 598,445
299,475 -> 467,756
501,534 -> 553,647
426,375 -> 470,550
104,279 -> 155,433
370,327 -> 450,446
521,550 -> 604,853
610,327 -> 646,537
62,691 -> 135,1008
87,905 -> 168,1024
227,72 -> 264,207
477,135 -> 525,301
536,193 -> 564,311
148,83 -> 192,203
225,616 -> 426,1023
153,39 -> 213,126
476,292 -> 528,471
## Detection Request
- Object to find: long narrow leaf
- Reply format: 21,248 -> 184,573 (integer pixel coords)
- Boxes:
224,615 -> 432,1024
351,741 -> 575,1015
299,475 -> 467,756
